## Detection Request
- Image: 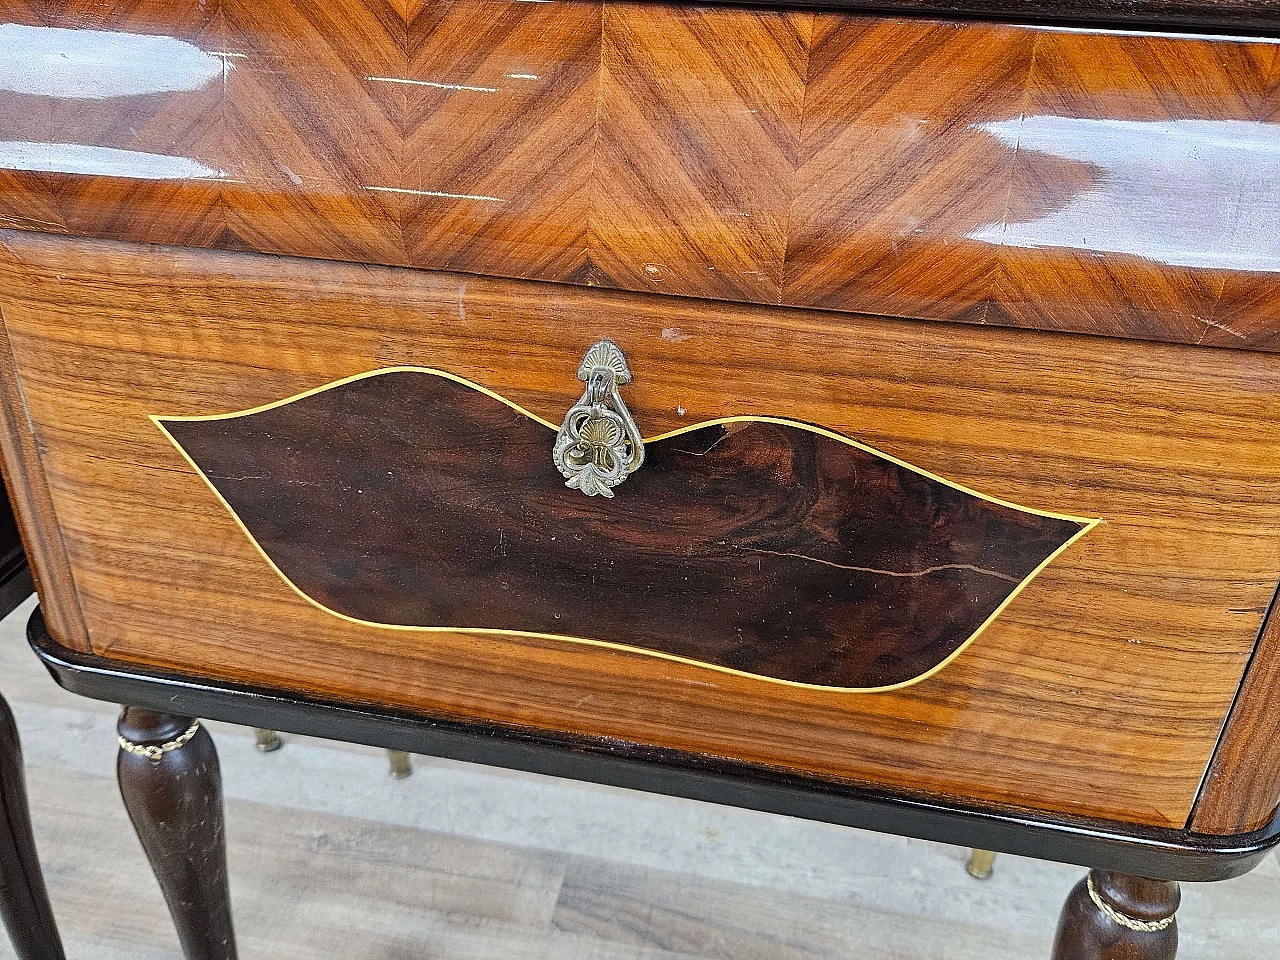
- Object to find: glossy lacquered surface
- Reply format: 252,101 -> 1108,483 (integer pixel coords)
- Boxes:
2,231 -> 1280,830
1,1 -> 1279,350
1192,593 -> 1280,834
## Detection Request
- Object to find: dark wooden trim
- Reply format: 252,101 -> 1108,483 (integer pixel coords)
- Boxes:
117,708 -> 238,960
0,501 -> 59,960
701,0 -> 1280,36
28,608 -> 1280,883
0,550 -> 32,624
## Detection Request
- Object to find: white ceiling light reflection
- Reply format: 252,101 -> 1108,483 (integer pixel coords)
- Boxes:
365,184 -> 504,202
0,141 -> 225,180
970,116 -> 1280,272
0,24 -> 222,99
366,76 -> 498,93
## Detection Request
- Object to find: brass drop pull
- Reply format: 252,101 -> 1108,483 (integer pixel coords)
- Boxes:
553,340 -> 645,498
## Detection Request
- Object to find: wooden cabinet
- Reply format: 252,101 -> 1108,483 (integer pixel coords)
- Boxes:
3,1 -> 1280,955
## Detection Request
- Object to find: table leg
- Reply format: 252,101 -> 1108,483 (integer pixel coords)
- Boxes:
253,728 -> 282,752
0,691 -> 65,960
387,749 -> 412,779
1052,869 -> 1179,959
966,848 -> 996,879
118,707 -> 238,960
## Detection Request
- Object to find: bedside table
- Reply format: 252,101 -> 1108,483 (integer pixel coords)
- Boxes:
3,1 -> 1279,957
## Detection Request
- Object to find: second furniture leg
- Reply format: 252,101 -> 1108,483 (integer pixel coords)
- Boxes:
966,848 -> 996,879
0,691 -> 66,960
1052,869 -> 1179,959
253,728 -> 282,752
118,707 -> 238,960
387,749 -> 412,779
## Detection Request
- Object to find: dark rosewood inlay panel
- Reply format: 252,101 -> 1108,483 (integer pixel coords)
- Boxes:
158,370 -> 1090,691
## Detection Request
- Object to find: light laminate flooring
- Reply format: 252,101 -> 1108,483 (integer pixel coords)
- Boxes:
2,597 -> 1277,959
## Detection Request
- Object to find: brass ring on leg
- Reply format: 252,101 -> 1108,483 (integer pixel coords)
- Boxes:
118,720 -> 201,761
1086,873 -> 1175,933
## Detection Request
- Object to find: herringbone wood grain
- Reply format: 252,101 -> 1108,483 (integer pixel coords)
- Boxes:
403,0 -> 599,281
589,4 -> 808,303
784,17 -> 1030,323
1,0 -> 1278,348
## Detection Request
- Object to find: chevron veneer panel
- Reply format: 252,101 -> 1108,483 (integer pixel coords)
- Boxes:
783,16 -> 1030,323
0,1 -> 65,236
56,0 -> 225,247
1,0 -> 1279,350
402,0 -> 600,281
222,0 -> 406,264
987,31 -> 1270,345
587,4 -> 808,302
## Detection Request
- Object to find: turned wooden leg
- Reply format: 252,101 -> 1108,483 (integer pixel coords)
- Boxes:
0,692 -> 65,960
118,708 -> 237,960
1052,869 -> 1178,960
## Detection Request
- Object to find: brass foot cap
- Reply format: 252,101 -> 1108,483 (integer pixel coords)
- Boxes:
254,728 -> 283,752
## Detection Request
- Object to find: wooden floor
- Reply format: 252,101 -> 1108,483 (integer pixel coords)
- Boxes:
2,597 -> 1278,960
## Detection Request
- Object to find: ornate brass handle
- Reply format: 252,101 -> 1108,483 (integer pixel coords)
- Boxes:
552,340 -> 645,497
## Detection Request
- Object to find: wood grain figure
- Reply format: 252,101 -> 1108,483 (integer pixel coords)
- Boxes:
7,19 -> 1280,958
2,231 -> 1280,831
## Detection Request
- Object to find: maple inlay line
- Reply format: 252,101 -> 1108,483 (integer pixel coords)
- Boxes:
730,548 -> 1023,584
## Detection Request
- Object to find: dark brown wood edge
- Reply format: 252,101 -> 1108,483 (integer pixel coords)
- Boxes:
694,0 -> 1280,37
0,317 -> 88,650
0,548 -> 31,624
1190,579 -> 1280,835
28,608 -> 1280,883
1051,872 -> 1179,959
117,708 -> 238,960
1,690 -> 66,960
0,502 -> 59,959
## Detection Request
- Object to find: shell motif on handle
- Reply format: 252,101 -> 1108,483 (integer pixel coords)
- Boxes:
552,340 -> 645,498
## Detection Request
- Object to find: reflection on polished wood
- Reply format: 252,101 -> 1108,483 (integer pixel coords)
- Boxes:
0,1 -> 1278,350
3,231 -> 1280,830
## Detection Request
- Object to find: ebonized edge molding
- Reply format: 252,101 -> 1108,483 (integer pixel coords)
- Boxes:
28,608 -> 1280,883
700,0 -> 1280,37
